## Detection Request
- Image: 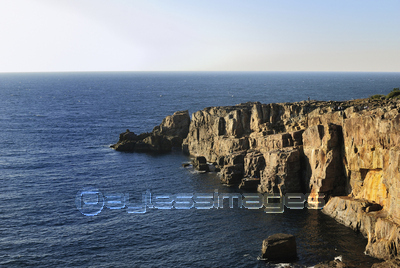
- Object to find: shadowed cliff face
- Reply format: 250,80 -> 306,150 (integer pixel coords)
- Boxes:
182,98 -> 400,260
183,100 -> 348,197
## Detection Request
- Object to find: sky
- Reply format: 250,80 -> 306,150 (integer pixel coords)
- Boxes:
0,0 -> 399,73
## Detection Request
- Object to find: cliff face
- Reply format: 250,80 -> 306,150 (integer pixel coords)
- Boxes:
111,97 -> 400,260
182,98 -> 400,260
183,101 -> 348,196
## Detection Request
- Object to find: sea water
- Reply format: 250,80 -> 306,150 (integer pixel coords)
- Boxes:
1,71 -> 399,267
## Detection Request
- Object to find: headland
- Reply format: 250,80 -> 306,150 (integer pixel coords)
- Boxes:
112,90 -> 400,265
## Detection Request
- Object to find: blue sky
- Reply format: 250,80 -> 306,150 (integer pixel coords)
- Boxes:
1,0 -> 399,72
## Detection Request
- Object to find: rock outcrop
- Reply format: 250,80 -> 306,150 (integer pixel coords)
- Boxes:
182,101 -> 348,198
323,196 -> 399,260
111,110 -> 190,153
180,98 -> 400,261
113,96 -> 400,262
261,233 -> 297,261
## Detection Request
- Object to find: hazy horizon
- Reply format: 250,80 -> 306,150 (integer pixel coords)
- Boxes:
1,0 -> 399,73
1,70 -> 400,74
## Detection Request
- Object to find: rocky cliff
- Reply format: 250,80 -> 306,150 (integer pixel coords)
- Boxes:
112,96 -> 400,262
181,98 -> 400,261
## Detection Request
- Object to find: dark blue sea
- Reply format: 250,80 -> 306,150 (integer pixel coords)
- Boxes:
1,72 -> 399,267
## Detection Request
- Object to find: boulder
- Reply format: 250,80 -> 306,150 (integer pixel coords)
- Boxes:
192,156 -> 209,172
261,233 -> 297,261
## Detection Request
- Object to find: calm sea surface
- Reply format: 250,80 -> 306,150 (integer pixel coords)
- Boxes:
1,72 -> 399,267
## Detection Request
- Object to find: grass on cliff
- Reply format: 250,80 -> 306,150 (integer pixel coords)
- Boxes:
370,88 -> 400,100
386,88 -> 400,99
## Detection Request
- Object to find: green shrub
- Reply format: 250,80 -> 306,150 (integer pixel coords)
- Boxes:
370,94 -> 384,100
386,88 -> 400,99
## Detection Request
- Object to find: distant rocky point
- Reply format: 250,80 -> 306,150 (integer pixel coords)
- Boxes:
112,95 -> 400,263
110,110 -> 190,153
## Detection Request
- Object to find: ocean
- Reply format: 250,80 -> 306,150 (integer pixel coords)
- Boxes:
1,71 -> 400,267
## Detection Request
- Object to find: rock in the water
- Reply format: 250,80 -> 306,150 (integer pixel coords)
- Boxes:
192,156 -> 209,172
314,258 -> 354,268
261,233 -> 297,261
111,110 -> 190,153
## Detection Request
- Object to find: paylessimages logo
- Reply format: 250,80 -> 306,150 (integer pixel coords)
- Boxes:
76,189 -> 325,216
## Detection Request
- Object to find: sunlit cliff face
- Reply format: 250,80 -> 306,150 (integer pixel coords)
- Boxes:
354,169 -> 387,207
343,107 -> 400,224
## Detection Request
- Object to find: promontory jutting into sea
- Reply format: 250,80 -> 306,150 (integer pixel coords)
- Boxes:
111,86 -> 400,266
2,72 -> 400,267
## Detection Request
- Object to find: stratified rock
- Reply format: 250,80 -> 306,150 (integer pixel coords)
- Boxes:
243,150 -> 265,179
237,151 -> 264,189
257,148 -> 302,195
220,151 -> 246,184
261,233 -> 297,261
183,102 -> 310,163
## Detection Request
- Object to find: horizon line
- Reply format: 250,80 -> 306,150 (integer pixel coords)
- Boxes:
1,70 -> 400,74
